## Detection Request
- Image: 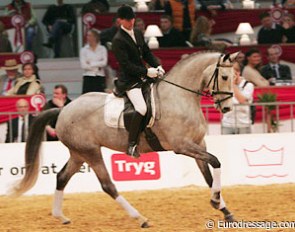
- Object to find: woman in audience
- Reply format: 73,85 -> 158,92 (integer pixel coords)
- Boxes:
6,62 -> 41,95
80,29 -> 108,93
242,48 -> 269,87
190,16 -> 231,51
282,13 -> 295,43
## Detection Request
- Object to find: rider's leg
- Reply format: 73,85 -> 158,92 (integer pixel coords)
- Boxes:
126,87 -> 147,158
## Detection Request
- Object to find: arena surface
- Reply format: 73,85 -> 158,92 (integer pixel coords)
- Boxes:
1,184 -> 294,232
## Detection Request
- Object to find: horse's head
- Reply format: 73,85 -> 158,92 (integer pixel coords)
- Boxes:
203,52 -> 239,114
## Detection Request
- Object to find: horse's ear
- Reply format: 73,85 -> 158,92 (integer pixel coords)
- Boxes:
228,52 -> 240,63
222,53 -> 230,62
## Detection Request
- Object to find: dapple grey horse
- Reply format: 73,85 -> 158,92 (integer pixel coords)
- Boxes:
11,51 -> 238,228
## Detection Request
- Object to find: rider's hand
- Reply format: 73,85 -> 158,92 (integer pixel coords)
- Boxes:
147,67 -> 158,78
157,66 -> 165,77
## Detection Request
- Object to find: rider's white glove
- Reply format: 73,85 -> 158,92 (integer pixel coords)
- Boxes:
147,67 -> 158,78
157,66 -> 165,77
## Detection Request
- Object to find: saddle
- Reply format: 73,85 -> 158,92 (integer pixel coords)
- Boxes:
104,81 -> 165,151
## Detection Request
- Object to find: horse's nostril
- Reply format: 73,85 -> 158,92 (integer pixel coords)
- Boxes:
222,107 -> 231,113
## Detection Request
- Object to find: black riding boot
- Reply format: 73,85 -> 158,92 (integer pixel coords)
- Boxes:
127,112 -> 144,158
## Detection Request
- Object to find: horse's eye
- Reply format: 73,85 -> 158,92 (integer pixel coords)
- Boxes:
222,75 -> 228,81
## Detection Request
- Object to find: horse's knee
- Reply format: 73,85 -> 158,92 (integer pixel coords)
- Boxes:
56,172 -> 67,190
101,182 -> 117,198
210,156 -> 221,169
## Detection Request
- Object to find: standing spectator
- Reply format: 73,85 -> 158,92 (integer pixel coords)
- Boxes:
6,62 -> 41,95
261,47 -> 292,85
5,98 -> 34,143
134,18 -> 146,36
0,21 -> 13,53
242,48 -> 269,87
81,0 -> 110,14
80,29 -> 108,94
190,16 -> 231,51
100,17 -> 120,48
0,59 -> 22,95
42,0 -> 76,58
5,0 -> 37,51
44,85 -> 71,141
198,0 -> 232,10
257,12 -> 284,44
221,63 -> 254,134
235,52 -> 245,71
158,15 -> 187,47
149,0 -> 167,10
164,0 -> 196,41
282,13 -> 295,43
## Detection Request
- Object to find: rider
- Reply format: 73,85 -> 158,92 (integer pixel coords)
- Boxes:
112,5 -> 165,158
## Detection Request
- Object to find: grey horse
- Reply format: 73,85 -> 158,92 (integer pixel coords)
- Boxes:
11,51 -> 238,228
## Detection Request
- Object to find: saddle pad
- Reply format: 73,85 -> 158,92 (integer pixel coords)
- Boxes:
104,88 -> 156,129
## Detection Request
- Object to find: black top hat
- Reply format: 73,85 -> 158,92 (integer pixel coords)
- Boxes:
117,5 -> 135,20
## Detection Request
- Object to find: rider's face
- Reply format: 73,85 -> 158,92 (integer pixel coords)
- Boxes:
120,18 -> 135,30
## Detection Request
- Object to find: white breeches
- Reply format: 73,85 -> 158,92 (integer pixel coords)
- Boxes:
126,87 -> 147,116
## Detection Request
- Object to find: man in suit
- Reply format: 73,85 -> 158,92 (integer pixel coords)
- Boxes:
112,5 -> 165,158
5,98 -> 34,143
261,47 -> 292,85
158,15 -> 187,48
0,59 -> 22,95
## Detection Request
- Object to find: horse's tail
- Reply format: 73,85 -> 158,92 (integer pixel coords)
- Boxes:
10,108 -> 61,197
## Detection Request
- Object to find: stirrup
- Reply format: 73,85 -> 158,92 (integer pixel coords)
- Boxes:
127,144 -> 140,158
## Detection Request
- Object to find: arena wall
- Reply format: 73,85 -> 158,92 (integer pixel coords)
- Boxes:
0,132 -> 295,195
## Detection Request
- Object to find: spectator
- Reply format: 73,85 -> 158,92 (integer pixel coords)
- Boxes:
282,13 -> 295,43
149,0 -> 167,10
0,59 -> 22,95
257,12 -> 284,44
0,21 -> 13,53
81,0 -> 110,14
6,62 -> 41,95
221,63 -> 254,135
235,52 -> 245,71
134,18 -> 146,36
242,48 -> 269,87
190,16 -> 231,51
42,0 -> 76,58
43,85 -> 71,141
100,17 -> 120,48
283,0 -> 295,8
261,47 -> 292,85
80,29 -> 108,94
164,0 -> 196,41
198,0 -> 233,11
5,98 -> 34,143
158,15 -> 187,47
5,0 -> 37,51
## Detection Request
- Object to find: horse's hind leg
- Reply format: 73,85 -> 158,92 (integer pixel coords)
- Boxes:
53,151 -> 84,224
195,159 -> 234,221
89,148 -> 149,228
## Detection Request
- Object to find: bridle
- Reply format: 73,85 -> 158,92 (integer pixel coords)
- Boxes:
157,54 -> 233,108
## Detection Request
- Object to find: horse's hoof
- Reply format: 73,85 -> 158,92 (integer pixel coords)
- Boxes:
141,221 -> 150,228
210,199 -> 220,209
224,213 -> 235,222
53,214 -> 71,224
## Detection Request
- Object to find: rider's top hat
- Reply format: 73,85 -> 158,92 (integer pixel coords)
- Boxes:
117,5 -> 135,20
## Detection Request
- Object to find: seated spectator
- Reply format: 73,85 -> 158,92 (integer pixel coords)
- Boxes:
6,62 -> 41,95
134,18 -> 146,36
81,0 -> 110,14
80,29 -> 108,94
5,0 -> 37,51
149,0 -> 166,10
158,15 -> 187,47
190,16 -> 231,51
100,17 -> 120,48
198,0 -> 233,11
282,13 -> 295,43
257,12 -> 284,44
0,21 -> 12,53
0,59 -> 22,95
261,47 -> 292,85
42,0 -> 76,58
164,0 -> 196,41
5,98 -> 34,143
43,85 -> 71,141
242,48 -> 269,87
221,63 -> 254,135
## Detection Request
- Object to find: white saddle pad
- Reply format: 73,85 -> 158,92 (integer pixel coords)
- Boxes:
104,89 -> 156,129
